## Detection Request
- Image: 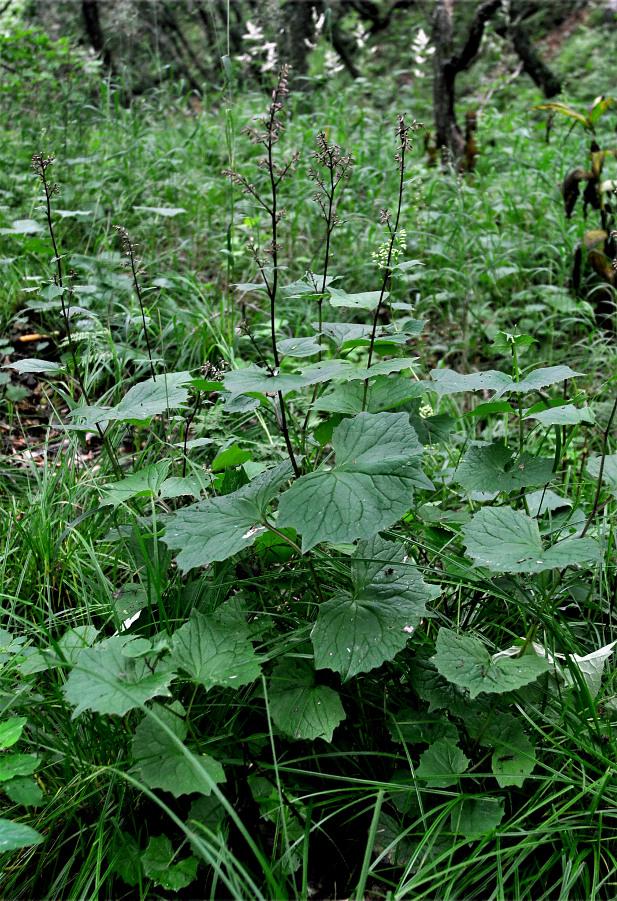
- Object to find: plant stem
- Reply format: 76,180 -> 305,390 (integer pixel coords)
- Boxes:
33,153 -> 122,480
264,522 -> 324,603
362,118 -> 411,410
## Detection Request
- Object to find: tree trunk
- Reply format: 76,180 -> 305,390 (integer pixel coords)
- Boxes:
511,16 -> 562,97
81,0 -> 112,69
432,0 -> 463,162
432,0 -> 501,164
279,0 -> 318,88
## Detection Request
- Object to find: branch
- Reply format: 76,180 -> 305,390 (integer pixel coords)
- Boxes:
448,0 -> 502,75
349,0 -> 416,35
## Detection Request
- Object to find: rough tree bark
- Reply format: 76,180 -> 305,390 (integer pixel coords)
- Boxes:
432,0 -> 501,162
81,0 -> 112,69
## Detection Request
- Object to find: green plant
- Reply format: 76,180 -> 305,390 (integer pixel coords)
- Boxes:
534,96 -> 617,329
2,57 -> 617,900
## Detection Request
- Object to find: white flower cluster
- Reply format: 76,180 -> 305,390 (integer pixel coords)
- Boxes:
419,402 -> 434,419
372,228 -> 407,270
236,20 -> 278,74
305,8 -> 326,49
412,28 -> 434,79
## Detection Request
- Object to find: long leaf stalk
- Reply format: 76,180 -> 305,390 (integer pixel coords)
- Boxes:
113,225 -> 156,381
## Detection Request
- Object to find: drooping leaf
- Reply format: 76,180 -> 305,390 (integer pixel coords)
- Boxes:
525,488 -> 572,518
0,629 -> 24,665
345,358 -> 418,379
132,703 -> 225,798
455,443 -> 554,493
450,797 -> 504,838
3,359 -> 64,374
0,755 -> 39,783
112,371 -> 193,421
465,401 -> 516,419
462,506 -> 600,573
112,832 -> 142,887
268,659 -> 345,742
18,625 -> 100,676
503,366 -> 582,397
224,364 -> 306,401
170,607 -> 261,690
163,461 -> 293,570
101,462 -> 170,507
141,835 -> 198,891
563,641 -> 617,698
278,336 -> 322,357
319,322 -> 373,346
159,475 -> 204,500
487,719 -> 536,788
491,332 -> 537,353
432,629 -> 550,699
416,741 -> 470,788
0,818 -> 44,852
1,219 -> 43,234
327,286 -> 386,310
430,369 -> 513,397
524,403 -> 594,426
188,795 -> 227,836
63,636 -> 175,717
211,444 -> 252,472
299,359 -> 351,386
68,372 -> 192,426
408,652 -> 491,719
278,413 -> 431,552
133,206 -> 187,217
586,454 -> 617,490
312,535 -> 439,679
408,413 -> 455,446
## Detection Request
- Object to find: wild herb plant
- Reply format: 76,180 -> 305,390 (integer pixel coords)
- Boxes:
2,64 -> 617,901
534,95 -> 617,330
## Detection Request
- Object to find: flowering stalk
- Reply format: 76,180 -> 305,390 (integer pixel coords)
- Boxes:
113,225 -> 156,381
309,131 -> 354,360
224,66 -> 300,477
362,116 -> 418,411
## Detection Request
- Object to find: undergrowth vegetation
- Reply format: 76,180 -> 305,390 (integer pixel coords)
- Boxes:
2,13 -> 617,901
